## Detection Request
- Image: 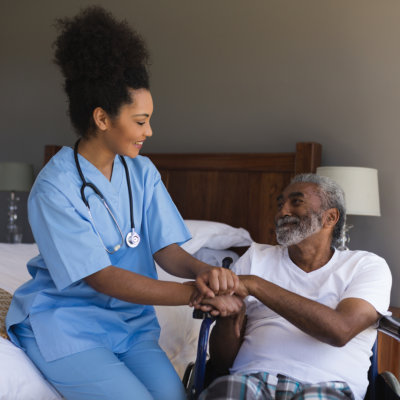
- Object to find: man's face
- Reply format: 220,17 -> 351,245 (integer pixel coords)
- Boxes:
275,182 -> 324,246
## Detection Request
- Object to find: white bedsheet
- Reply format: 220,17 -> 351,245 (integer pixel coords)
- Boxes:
0,243 -> 37,294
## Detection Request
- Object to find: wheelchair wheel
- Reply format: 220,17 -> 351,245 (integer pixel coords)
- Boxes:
380,371 -> 400,397
183,362 -> 195,390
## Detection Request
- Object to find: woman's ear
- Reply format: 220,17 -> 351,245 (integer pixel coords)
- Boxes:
92,107 -> 110,131
323,208 -> 340,228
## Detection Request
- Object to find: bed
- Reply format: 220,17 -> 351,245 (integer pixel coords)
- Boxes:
0,142 -> 321,399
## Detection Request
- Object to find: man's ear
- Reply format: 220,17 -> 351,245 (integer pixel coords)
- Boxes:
323,208 -> 340,228
92,107 -> 110,131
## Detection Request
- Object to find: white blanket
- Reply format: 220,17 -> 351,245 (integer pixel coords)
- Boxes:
0,243 -> 37,294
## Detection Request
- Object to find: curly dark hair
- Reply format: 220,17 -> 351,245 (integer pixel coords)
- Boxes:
53,6 -> 150,137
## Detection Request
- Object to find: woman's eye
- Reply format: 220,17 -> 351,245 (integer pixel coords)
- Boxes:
137,122 -> 145,126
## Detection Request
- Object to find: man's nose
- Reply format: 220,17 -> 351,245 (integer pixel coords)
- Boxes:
277,200 -> 292,218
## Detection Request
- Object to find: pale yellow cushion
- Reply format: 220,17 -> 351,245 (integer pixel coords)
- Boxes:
0,288 -> 12,340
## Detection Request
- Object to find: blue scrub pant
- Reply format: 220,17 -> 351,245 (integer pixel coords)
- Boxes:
18,335 -> 186,400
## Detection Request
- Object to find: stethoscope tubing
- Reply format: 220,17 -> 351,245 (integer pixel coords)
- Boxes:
74,139 -> 139,252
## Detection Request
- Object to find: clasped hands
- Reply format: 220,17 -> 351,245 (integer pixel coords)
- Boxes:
186,266 -> 248,319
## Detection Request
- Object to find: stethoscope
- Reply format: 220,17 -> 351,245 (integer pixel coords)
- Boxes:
74,140 -> 140,254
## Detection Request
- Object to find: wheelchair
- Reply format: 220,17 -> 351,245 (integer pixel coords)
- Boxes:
184,259 -> 400,400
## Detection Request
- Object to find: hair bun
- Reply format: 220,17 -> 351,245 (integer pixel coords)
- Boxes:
53,6 -> 149,84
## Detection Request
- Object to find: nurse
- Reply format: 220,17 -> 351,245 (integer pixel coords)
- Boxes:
6,6 -> 238,400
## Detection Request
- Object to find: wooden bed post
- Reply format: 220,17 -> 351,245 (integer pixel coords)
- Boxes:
294,142 -> 322,175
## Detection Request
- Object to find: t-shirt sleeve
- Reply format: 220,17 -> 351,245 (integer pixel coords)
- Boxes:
232,244 -> 259,307
232,244 -> 254,275
145,169 -> 191,254
28,184 -> 112,291
341,254 -> 392,315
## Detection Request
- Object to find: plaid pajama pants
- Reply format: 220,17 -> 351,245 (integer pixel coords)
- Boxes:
198,372 -> 355,400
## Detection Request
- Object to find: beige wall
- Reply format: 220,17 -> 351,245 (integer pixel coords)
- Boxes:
1,1 -> 399,305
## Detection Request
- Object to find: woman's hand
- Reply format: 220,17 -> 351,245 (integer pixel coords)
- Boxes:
192,267 -> 240,305
197,294 -> 244,316
197,295 -> 246,337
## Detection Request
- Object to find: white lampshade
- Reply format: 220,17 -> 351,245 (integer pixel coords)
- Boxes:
0,162 -> 34,192
316,166 -> 380,216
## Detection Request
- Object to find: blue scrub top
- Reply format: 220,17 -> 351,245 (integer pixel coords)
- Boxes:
6,147 -> 191,362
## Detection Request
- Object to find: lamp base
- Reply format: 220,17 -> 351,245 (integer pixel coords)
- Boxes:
337,223 -> 353,251
6,191 -> 23,244
6,232 -> 23,244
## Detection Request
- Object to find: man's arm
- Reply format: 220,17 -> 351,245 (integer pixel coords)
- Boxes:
239,275 -> 379,347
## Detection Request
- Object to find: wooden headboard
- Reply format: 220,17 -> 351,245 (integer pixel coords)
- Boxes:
146,142 -> 321,244
44,142 -> 321,244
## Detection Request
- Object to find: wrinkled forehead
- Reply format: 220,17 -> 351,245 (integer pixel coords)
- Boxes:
278,182 -> 323,206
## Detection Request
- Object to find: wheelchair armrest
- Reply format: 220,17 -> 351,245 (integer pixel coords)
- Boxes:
378,315 -> 400,341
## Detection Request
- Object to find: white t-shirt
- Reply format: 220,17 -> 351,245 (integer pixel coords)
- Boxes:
231,243 -> 392,400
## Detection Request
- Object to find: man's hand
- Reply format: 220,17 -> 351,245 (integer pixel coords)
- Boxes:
235,275 -> 251,298
192,267 -> 240,305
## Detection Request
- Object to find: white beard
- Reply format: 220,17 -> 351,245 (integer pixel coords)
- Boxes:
275,212 -> 323,246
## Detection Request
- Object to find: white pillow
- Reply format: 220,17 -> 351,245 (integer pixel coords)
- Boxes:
192,248 -> 239,268
181,220 -> 253,254
0,337 -> 62,400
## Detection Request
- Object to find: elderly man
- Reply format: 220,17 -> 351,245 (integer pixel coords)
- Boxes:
199,174 -> 392,400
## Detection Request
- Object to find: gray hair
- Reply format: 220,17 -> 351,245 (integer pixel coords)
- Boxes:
290,173 -> 346,248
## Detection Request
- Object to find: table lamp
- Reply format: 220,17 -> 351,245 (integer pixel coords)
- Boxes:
0,162 -> 34,243
316,166 -> 380,250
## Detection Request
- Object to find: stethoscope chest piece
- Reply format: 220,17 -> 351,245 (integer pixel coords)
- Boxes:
74,139 -> 141,253
126,229 -> 140,248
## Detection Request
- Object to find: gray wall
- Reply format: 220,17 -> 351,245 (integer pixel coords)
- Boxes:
1,1 -> 399,306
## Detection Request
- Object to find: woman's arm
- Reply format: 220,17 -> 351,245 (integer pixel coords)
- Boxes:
85,266 -> 196,305
154,243 -> 240,299
84,244 -> 239,306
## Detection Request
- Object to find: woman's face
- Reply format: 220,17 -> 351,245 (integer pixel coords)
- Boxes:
104,88 -> 153,158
